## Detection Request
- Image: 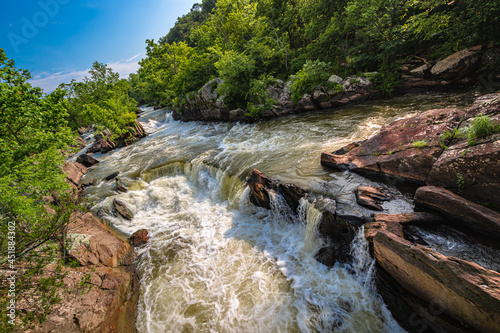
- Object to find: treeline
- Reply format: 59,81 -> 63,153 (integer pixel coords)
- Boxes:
129,0 -> 499,109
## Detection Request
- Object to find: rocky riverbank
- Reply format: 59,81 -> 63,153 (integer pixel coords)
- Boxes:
172,46 -> 497,123
27,162 -> 141,333
247,92 -> 500,332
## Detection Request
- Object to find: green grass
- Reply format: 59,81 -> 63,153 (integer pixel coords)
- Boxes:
466,114 -> 500,146
412,139 -> 428,148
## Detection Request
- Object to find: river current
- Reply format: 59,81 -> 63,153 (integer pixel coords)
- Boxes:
81,91 -> 475,332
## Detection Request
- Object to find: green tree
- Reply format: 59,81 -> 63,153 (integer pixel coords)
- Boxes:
62,62 -> 137,136
0,49 -> 78,330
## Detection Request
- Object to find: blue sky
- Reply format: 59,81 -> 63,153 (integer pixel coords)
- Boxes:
0,0 -> 199,92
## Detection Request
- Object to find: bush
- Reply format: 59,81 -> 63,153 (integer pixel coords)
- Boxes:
245,74 -> 278,118
290,60 -> 332,103
371,64 -> 402,97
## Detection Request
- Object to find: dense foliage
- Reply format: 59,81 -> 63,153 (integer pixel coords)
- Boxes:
129,0 -> 500,109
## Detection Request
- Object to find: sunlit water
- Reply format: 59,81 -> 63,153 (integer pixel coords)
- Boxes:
81,91 -> 476,332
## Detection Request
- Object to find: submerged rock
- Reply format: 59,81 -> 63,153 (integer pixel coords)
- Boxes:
116,178 -> 128,193
105,171 -> 120,181
374,230 -> 500,333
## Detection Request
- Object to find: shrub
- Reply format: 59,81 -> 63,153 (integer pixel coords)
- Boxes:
372,64 -> 402,97
245,74 -> 278,118
290,60 -> 332,103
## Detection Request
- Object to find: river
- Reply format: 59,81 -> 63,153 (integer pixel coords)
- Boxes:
81,90 -> 476,332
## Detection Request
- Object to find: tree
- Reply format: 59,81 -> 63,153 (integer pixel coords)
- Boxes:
0,49 -> 78,330
62,62 -> 137,136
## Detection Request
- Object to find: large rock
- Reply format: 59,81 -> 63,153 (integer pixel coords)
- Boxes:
130,229 -> 150,247
430,46 -> 482,80
372,212 -> 443,225
321,108 -> 465,183
374,230 -> 500,333
87,139 -> 116,154
76,154 -> 100,167
68,212 -> 136,267
355,186 -> 391,211
364,221 -> 403,244
342,76 -> 372,94
415,186 -> 500,239
427,133 -> 500,209
201,78 -> 223,103
63,162 -> 87,187
28,264 -> 139,333
247,169 -> 306,213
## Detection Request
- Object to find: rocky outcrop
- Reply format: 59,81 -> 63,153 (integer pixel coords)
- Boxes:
87,120 -> 146,154
364,221 -> 403,243
247,169 -> 306,213
374,230 -> 500,333
68,212 -> 136,267
105,171 -> 120,181
63,162 -> 87,195
321,108 -> 465,183
76,153 -> 100,167
415,186 -> 500,240
174,75 -> 373,123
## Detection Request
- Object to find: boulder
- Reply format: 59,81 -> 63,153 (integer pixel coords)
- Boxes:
113,199 -> 134,220
201,78 -> 223,103
355,186 -> 391,211
374,230 -> 500,333
465,91 -> 500,118
67,213 -> 136,267
327,75 -> 343,85
415,186 -> 500,239
372,212 -> 443,225
87,139 -> 115,154
409,64 -> 430,78
342,76 -> 372,94
247,169 -> 307,213
426,132 -> 500,210
116,178 -> 128,193
321,108 -> 465,184
130,229 -> 150,247
430,46 -> 482,80
294,94 -> 316,112
63,162 -> 87,187
76,154 -> 100,167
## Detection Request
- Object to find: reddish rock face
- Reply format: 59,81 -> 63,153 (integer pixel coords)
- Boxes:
415,186 -> 500,240
63,162 -> 87,187
322,108 -> 465,183
374,230 -> 500,333
130,229 -> 150,247
372,212 -> 443,225
68,212 -> 136,267
364,221 -> 403,243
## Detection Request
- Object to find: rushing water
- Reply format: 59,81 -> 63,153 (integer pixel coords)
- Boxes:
81,91 -> 476,332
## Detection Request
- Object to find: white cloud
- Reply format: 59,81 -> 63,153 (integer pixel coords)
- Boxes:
29,54 -> 142,93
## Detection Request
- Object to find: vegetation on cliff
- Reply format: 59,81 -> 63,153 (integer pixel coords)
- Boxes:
129,0 -> 499,109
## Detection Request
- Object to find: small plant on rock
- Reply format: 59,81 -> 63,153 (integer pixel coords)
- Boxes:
412,139 -> 428,148
465,114 -> 500,146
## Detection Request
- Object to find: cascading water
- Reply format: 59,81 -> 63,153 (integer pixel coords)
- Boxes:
81,91 -> 476,332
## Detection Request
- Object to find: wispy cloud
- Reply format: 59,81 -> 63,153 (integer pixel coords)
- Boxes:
29,54 -> 142,93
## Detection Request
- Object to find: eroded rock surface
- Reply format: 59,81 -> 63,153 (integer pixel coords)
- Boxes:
374,230 -> 500,333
